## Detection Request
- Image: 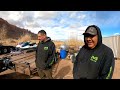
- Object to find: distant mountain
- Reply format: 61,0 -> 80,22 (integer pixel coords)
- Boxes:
0,18 -> 37,40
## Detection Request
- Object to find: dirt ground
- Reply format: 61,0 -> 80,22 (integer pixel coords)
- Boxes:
26,59 -> 120,79
0,58 -> 119,79
0,58 -> 73,79
31,59 -> 73,79
112,59 -> 120,79
52,59 -> 73,79
53,59 -> 120,79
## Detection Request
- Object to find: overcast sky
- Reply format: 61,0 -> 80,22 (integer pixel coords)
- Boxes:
0,11 -> 120,41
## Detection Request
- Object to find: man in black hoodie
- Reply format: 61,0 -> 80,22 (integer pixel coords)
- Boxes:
73,25 -> 115,79
35,30 -> 56,79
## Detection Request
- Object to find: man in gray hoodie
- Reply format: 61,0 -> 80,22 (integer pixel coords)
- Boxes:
35,30 -> 56,79
73,25 -> 115,79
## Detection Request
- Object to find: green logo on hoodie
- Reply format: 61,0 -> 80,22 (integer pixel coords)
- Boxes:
90,55 -> 98,62
44,47 -> 48,50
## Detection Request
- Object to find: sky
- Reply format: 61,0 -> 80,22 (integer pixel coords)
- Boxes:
0,11 -> 120,41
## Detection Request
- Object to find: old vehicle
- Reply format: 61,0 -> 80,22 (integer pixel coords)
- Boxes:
0,45 -> 16,55
0,57 -> 15,72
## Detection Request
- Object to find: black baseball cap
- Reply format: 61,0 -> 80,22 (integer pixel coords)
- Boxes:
83,26 -> 97,36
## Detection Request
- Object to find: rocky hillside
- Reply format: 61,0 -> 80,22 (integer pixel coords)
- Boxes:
0,18 -> 37,40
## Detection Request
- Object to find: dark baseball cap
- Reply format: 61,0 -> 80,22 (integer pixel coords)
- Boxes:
83,26 -> 97,36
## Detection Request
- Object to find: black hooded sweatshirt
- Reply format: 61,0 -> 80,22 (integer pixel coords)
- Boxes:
35,37 -> 56,70
73,25 -> 115,79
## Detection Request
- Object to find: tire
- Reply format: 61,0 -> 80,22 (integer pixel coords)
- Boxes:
0,50 -> 2,54
3,48 -> 8,53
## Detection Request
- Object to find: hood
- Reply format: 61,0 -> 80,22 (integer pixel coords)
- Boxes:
41,37 -> 51,44
83,25 -> 102,49
45,37 -> 51,42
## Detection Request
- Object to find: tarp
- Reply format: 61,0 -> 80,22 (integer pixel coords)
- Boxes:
102,35 -> 120,58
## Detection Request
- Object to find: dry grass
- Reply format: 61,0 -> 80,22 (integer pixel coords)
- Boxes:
0,34 -> 36,46
18,34 -> 32,43
0,39 -> 18,46
0,27 -> 34,46
53,41 -> 64,48
65,38 -> 84,47
0,25 -> 7,40
65,38 -> 84,52
0,32 -> 84,51
53,39 -> 84,49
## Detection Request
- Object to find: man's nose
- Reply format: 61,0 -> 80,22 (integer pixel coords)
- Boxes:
38,37 -> 41,40
86,37 -> 91,41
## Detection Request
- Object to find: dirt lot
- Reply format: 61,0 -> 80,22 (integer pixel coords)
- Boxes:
31,59 -> 73,79
54,59 -> 120,79
0,57 -> 119,79
112,59 -> 120,79
0,59 -> 73,79
31,59 -> 120,79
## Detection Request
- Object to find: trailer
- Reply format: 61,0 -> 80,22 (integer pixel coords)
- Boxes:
0,45 -> 16,55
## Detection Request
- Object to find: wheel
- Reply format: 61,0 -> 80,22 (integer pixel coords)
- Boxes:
0,50 -> 2,54
3,48 -> 7,53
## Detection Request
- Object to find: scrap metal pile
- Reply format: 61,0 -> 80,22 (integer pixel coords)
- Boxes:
0,57 -> 15,73
0,50 -> 37,78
